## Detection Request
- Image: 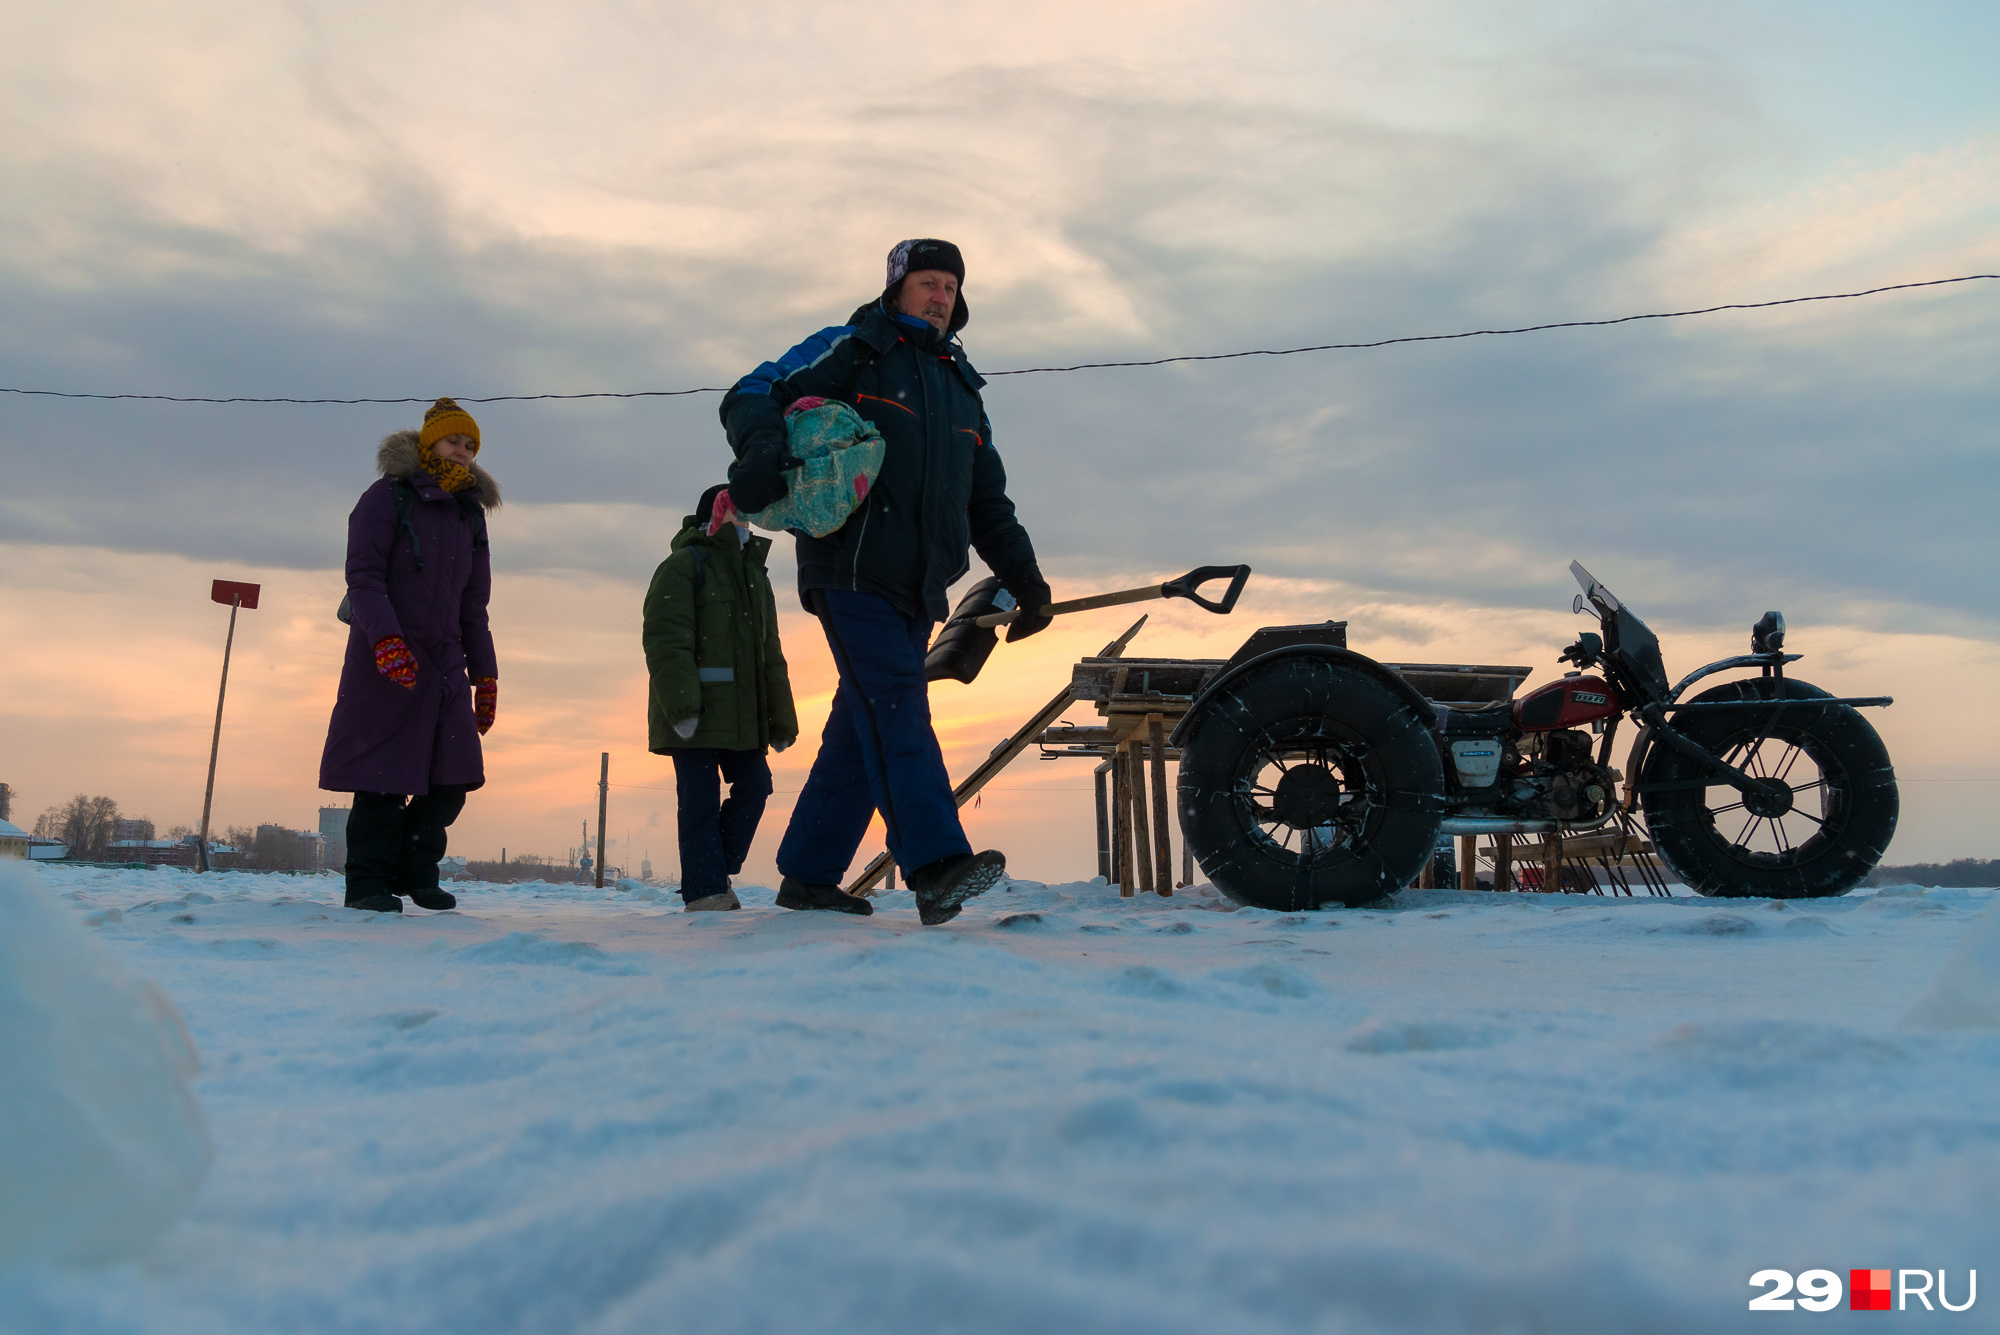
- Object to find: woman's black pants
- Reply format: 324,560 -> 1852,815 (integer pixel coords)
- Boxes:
344,786 -> 470,901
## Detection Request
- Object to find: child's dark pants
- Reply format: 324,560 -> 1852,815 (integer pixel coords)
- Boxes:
672,749 -> 773,902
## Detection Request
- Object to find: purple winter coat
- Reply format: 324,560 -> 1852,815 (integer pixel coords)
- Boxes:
318,431 -> 500,796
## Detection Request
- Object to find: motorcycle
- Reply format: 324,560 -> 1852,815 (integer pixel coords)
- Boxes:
1170,561 -> 1900,910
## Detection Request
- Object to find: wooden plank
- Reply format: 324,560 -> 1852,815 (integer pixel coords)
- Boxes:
1148,714 -> 1173,898
1458,835 -> 1477,890
1493,835 -> 1513,892
1038,726 -> 1119,747
1072,658 -> 1223,703
1104,755 -> 1120,879
1127,740 -> 1155,895
1116,745 -> 1137,897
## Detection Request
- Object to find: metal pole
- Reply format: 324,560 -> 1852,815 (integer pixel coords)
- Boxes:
595,752 -> 609,888
195,596 -> 240,873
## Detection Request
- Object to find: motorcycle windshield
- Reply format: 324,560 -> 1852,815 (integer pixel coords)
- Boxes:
1569,561 -> 1670,703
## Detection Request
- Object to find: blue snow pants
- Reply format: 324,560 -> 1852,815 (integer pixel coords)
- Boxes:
776,589 -> 971,885
671,748 -> 773,902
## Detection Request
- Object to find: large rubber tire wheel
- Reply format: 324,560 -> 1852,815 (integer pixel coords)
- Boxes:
1177,657 -> 1445,910
1640,676 -> 1897,898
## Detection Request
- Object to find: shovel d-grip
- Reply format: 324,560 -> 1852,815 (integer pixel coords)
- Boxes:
974,564 -> 1252,629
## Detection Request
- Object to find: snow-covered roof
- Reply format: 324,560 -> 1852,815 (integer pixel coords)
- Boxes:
0,818 -> 27,839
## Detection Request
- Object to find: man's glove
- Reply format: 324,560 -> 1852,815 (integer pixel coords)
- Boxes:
674,716 -> 700,739
1001,565 -> 1054,643
773,736 -> 794,753
726,428 -> 804,513
374,636 -> 419,689
474,678 -> 497,735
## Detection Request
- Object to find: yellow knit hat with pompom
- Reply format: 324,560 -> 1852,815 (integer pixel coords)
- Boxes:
419,397 -> 480,452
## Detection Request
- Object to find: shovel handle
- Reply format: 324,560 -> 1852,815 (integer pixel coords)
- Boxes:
1160,564 -> 1251,614
974,585 -> 1160,628
972,564 -> 1252,628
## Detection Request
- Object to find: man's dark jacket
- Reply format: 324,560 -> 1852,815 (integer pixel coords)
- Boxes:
719,301 -> 1037,623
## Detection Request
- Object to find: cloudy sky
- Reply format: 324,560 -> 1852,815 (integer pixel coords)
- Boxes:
3,1 -> 1996,882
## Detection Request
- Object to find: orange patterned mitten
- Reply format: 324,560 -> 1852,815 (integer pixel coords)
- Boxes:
374,636 -> 418,689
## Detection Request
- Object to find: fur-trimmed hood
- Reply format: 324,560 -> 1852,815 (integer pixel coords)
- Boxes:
377,429 -> 501,509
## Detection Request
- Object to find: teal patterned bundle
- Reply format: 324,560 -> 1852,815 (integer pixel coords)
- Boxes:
743,397 -> 886,538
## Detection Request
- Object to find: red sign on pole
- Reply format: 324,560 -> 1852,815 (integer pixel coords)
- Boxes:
210,580 -> 261,609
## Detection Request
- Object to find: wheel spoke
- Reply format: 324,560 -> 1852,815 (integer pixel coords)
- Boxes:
1732,811 -> 1757,846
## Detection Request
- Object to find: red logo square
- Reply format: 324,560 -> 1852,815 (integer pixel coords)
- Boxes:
1851,1269 -> 1892,1311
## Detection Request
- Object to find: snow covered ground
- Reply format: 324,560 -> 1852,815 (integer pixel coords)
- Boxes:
4,860 -> 1995,1334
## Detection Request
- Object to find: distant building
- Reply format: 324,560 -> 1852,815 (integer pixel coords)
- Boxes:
319,806 -> 350,871
107,838 -> 200,868
113,818 -> 156,843
27,838 -> 67,860
0,818 -> 28,859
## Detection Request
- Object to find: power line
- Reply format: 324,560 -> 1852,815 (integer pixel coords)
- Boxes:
2,273 -> 1991,405
982,273 -> 2000,375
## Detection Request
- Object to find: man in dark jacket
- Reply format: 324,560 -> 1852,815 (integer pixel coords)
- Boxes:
720,239 -> 1051,925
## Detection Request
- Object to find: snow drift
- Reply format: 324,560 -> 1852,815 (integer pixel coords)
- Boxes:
0,861 -> 211,1265
1903,891 -> 2000,1028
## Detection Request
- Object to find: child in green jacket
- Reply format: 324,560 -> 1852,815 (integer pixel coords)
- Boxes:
643,485 -> 799,910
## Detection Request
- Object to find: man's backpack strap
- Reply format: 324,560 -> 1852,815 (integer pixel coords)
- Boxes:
688,545 -> 708,594
839,344 -> 878,402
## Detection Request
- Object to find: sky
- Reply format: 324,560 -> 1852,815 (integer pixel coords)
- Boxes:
2,0 -> 1996,882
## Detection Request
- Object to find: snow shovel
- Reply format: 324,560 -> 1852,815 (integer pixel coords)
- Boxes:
973,564 -> 1252,629
924,565 -> 1251,685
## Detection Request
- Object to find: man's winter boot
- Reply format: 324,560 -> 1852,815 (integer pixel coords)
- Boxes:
775,876 -> 874,915
908,850 -> 1006,926
684,890 -> 742,911
345,892 -> 404,913
406,887 -> 457,911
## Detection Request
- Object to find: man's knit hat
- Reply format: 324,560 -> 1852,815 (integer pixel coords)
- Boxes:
420,397 -> 481,452
886,238 -> 963,287
883,238 -> 969,334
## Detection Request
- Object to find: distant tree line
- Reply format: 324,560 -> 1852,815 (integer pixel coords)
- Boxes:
32,794 -> 124,860
22,793 -> 323,869
1866,858 -> 2000,888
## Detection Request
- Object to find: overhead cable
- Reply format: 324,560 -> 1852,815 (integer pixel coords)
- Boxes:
2,273 -> 1992,406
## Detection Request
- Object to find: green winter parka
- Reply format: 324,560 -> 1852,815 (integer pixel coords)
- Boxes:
643,518 -> 798,753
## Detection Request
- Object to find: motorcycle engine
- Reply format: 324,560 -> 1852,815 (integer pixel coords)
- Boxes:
1437,712 -> 1619,821
1508,728 -> 1620,821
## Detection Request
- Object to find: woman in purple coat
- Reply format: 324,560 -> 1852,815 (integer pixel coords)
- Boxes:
320,398 -> 501,913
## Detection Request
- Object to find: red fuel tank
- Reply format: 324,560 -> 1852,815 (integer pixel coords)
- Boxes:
1513,674 -> 1620,732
